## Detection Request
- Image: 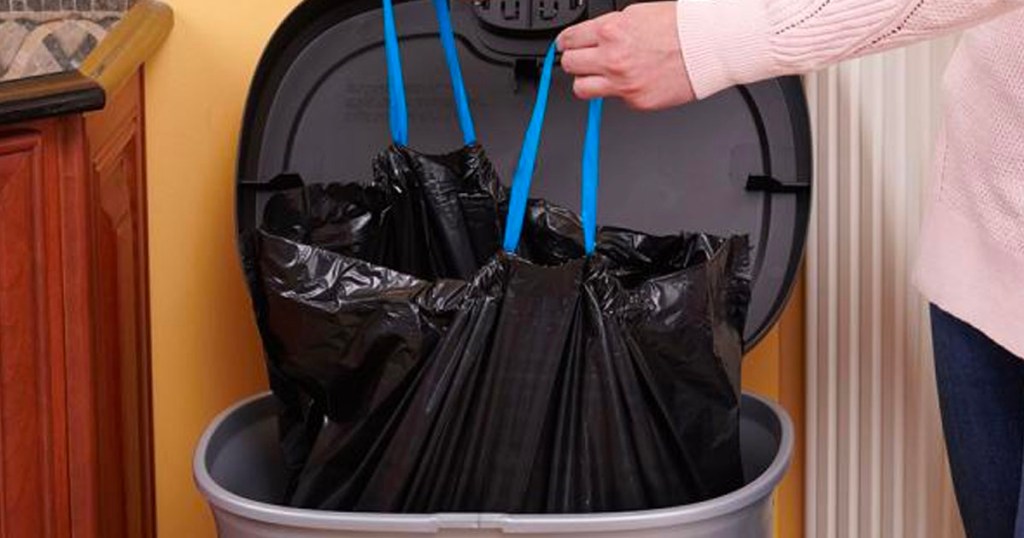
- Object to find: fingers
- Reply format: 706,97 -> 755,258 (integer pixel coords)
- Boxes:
556,17 -> 602,50
560,48 -> 607,76
572,76 -> 615,99
558,12 -> 628,100
558,3 -> 695,109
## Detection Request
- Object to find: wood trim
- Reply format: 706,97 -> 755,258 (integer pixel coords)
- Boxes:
0,73 -> 104,126
83,71 -> 155,538
0,0 -> 172,126
79,0 -> 174,95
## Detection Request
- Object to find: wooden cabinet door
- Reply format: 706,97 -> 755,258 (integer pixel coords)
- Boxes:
0,125 -> 72,537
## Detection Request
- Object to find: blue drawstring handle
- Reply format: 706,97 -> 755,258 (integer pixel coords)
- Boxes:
433,0 -> 476,144
502,43 -> 604,255
382,0 -> 407,145
581,98 -> 602,254
383,0 -> 476,146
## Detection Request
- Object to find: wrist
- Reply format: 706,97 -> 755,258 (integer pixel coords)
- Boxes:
675,0 -> 777,99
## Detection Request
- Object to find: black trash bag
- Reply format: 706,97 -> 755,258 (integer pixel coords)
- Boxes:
243,16 -> 753,511
249,190 -> 751,512
246,78 -> 752,510
243,143 -> 506,484
243,0 -> 518,485
259,144 -> 504,281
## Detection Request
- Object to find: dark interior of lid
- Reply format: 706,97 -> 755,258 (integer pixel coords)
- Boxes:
236,0 -> 812,349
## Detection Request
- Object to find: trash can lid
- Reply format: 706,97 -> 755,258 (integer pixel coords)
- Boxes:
235,0 -> 812,350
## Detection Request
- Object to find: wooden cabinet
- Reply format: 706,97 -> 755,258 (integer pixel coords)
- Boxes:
0,72 -> 153,538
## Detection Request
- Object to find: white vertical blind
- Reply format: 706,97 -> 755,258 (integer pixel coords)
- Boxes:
803,36 -> 965,538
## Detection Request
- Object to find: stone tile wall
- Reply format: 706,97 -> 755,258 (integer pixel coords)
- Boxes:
1,1 -> 134,11
0,2 -> 129,81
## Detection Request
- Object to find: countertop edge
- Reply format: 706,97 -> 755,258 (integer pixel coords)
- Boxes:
0,72 -> 105,125
0,0 -> 174,126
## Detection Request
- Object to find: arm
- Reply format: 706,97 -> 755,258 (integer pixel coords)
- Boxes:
557,0 -> 1024,108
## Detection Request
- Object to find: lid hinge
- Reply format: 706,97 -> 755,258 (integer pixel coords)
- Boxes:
745,174 -> 809,194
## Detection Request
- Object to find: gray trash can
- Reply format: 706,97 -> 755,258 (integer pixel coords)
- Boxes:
209,0 -> 812,534
194,391 -> 793,538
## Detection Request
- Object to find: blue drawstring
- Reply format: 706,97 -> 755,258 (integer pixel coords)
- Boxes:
503,43 -> 558,253
383,0 -> 476,146
432,0 -> 476,144
503,43 -> 604,255
581,98 -> 602,254
383,0 -> 407,145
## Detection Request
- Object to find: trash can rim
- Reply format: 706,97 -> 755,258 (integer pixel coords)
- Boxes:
194,391 -> 794,533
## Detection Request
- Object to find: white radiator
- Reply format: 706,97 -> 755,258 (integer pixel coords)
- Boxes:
803,37 -> 966,538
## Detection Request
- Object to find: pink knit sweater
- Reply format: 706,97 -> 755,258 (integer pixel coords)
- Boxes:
676,0 -> 1024,356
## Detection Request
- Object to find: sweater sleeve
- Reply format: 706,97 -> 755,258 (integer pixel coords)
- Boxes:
677,0 -> 1024,98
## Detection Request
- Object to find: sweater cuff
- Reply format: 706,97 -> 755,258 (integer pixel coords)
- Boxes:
676,0 -> 777,99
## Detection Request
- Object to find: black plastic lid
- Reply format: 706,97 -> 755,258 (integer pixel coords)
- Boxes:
236,0 -> 812,350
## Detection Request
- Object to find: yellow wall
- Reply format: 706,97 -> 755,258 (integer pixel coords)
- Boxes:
145,1 -> 302,535
743,276 -> 806,538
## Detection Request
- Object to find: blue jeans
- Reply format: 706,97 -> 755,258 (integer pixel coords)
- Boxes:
931,304 -> 1024,537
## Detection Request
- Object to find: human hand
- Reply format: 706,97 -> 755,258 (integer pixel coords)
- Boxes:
556,2 -> 696,110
